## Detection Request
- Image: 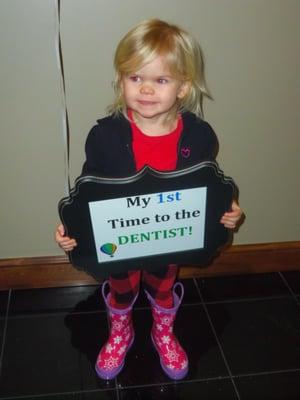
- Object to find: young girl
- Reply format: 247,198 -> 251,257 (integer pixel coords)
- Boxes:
56,19 -> 242,381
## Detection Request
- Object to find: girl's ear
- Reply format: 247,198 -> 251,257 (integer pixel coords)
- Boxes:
177,80 -> 191,99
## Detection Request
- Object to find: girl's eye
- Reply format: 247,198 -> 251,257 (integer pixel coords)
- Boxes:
157,78 -> 168,84
129,75 -> 141,82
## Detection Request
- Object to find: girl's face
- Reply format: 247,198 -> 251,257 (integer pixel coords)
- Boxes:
120,56 -> 189,125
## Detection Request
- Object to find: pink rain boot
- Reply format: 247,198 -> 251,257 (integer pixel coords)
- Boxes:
145,282 -> 188,380
95,281 -> 137,380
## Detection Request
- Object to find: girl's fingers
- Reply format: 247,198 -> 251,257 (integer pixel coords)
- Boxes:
57,224 -> 65,236
55,224 -> 77,251
221,220 -> 235,229
222,202 -> 243,226
59,240 -> 77,252
63,245 -> 76,252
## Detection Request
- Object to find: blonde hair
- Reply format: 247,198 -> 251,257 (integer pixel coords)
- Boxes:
108,19 -> 211,118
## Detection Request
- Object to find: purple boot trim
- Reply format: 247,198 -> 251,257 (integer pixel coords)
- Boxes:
101,281 -> 138,316
145,282 -> 184,313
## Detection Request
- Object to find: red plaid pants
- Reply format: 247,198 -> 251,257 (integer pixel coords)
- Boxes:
109,265 -> 178,309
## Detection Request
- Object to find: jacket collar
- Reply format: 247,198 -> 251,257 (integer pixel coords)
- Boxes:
110,111 -> 199,141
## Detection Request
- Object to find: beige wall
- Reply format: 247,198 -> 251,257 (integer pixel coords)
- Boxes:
0,0 -> 299,259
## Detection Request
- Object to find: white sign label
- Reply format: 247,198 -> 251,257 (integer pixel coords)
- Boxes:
88,187 -> 207,263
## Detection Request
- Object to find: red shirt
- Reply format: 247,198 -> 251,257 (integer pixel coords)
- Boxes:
129,110 -> 183,172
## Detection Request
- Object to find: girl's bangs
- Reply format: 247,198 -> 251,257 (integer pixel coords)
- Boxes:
118,50 -> 155,75
117,32 -> 184,77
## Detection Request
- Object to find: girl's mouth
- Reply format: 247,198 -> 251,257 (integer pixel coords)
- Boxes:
137,100 -> 157,106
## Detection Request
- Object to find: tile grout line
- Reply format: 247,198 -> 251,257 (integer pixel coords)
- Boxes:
116,375 -> 234,392
0,387 -> 118,400
0,376 -> 239,400
193,278 -> 241,400
232,367 -> 300,379
202,294 -> 291,306
278,272 -> 300,307
115,382 -> 121,400
5,309 -> 107,320
0,289 -> 12,379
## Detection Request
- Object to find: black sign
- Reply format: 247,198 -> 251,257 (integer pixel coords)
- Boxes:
58,162 -> 237,279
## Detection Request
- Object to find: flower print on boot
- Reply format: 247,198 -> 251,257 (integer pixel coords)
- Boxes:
95,281 -> 138,380
145,282 -> 188,380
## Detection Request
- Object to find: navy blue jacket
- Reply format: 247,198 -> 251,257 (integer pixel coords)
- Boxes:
82,112 -> 218,177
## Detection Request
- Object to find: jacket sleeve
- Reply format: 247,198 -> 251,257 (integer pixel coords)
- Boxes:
202,120 -> 219,161
81,124 -> 105,176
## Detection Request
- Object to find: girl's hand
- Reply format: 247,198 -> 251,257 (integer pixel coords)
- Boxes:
55,224 -> 77,252
220,200 -> 243,229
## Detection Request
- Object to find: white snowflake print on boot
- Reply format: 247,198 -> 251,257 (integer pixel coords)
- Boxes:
95,281 -> 138,380
145,282 -> 188,380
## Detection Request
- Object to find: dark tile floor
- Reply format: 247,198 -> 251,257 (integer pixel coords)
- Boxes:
0,271 -> 300,399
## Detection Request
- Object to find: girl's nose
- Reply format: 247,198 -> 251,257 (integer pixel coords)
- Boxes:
140,83 -> 154,95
